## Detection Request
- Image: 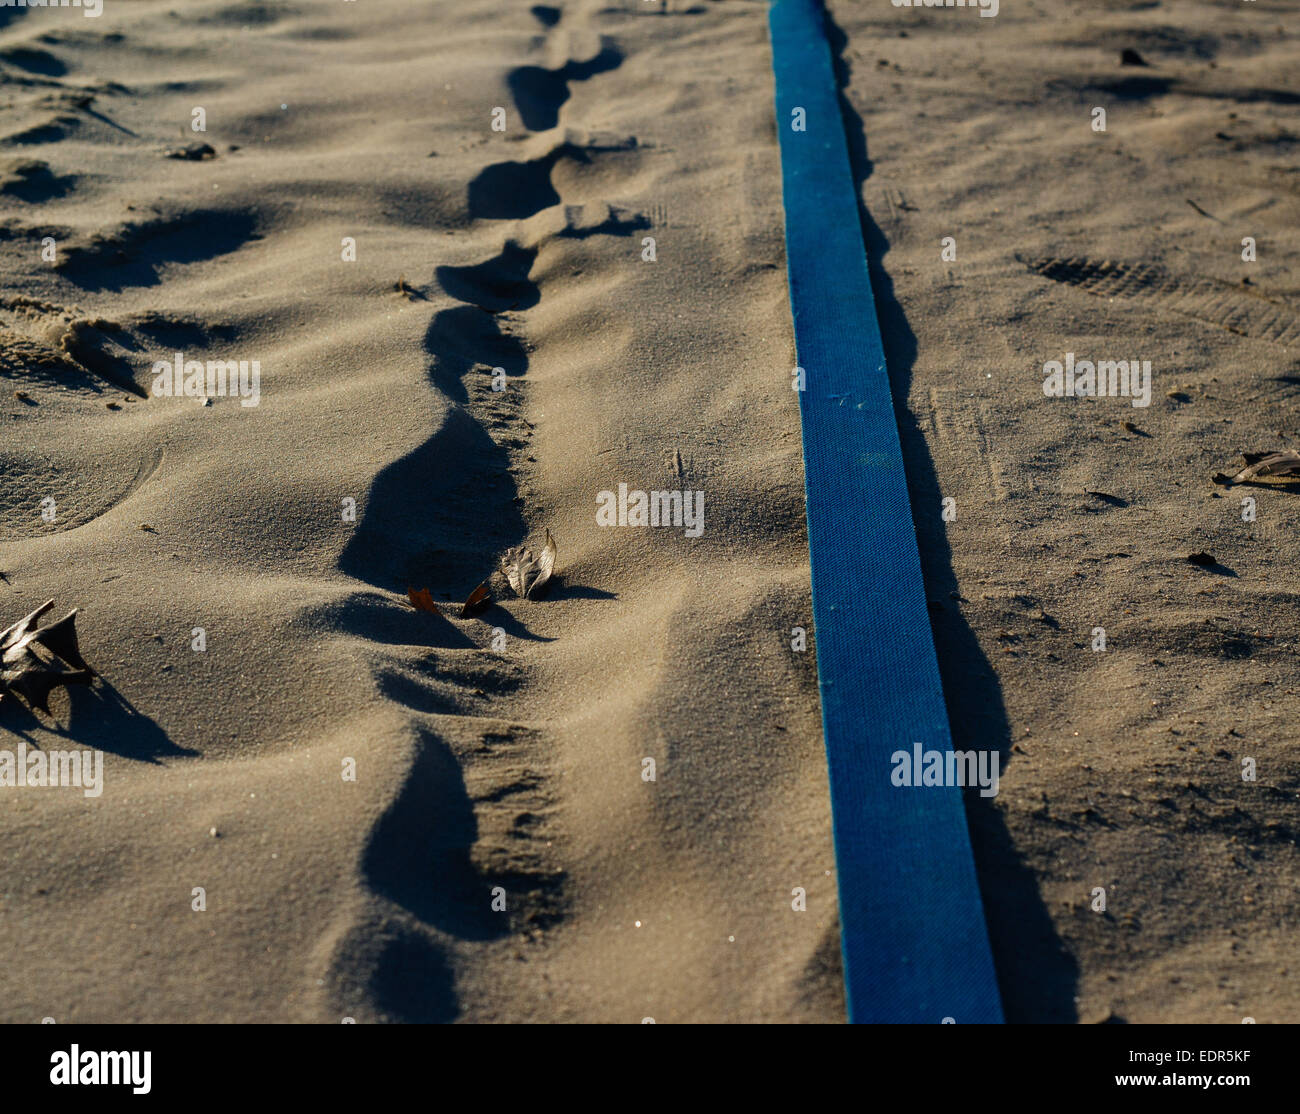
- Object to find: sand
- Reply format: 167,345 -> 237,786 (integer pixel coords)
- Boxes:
828,0 -> 1300,1022
1,0 -> 1295,1024
1,0 -> 840,1024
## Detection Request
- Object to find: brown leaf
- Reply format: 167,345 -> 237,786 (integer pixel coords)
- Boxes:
1,600 -> 96,712
461,579 -> 491,618
407,587 -> 439,614
1221,450 -> 1300,486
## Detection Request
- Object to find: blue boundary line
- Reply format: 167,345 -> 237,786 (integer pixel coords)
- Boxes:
768,0 -> 1003,1023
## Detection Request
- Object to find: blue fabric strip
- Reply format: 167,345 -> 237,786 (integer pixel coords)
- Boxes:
768,0 -> 1003,1023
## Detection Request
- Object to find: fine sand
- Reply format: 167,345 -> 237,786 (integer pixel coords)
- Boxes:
829,0 -> 1300,1023
2,0 -> 1297,1024
1,0 -> 839,1023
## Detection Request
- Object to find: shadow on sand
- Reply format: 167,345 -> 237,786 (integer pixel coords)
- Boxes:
823,8 -> 1079,1023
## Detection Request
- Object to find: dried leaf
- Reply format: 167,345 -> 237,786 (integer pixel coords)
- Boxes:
165,142 -> 216,161
534,530 -> 556,598
500,530 -> 557,600
1236,450 -> 1300,482
461,579 -> 491,618
407,587 -> 439,614
1214,450 -> 1300,486
1,600 -> 95,713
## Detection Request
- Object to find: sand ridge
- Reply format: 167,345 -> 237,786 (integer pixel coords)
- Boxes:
0,0 -> 842,1023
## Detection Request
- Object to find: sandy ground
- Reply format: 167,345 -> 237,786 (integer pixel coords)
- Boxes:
1,0 -> 1296,1025
828,0 -> 1300,1022
0,0 -> 841,1024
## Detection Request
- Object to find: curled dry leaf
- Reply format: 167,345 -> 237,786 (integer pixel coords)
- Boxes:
409,581 -> 493,619
461,580 -> 491,618
1,600 -> 96,713
500,530 -> 557,600
1214,450 -> 1300,486
407,587 -> 439,614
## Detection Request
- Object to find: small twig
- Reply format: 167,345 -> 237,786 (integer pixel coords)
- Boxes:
1186,198 -> 1222,223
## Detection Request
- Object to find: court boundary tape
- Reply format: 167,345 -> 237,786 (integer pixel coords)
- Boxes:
768,0 -> 1004,1024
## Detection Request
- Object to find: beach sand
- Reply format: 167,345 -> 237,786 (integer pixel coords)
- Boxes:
829,0 -> 1300,1022
1,0 -> 839,1024
1,0 -> 1296,1023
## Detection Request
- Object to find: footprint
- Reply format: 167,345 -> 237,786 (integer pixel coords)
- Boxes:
374,656 -> 525,718
325,919 -> 458,1024
359,726 -> 564,943
468,153 -> 562,220
508,40 -> 623,132
3,109 -> 82,147
0,297 -> 189,396
0,445 -> 161,540
0,157 -> 75,202
297,591 -> 479,651
0,46 -> 68,78
343,234 -> 540,592
435,242 -> 539,312
521,199 -> 650,242
56,208 -> 261,292
339,401 -> 528,593
1027,256 -> 1300,346
193,1 -> 299,27
423,303 -> 528,405
468,131 -> 641,221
